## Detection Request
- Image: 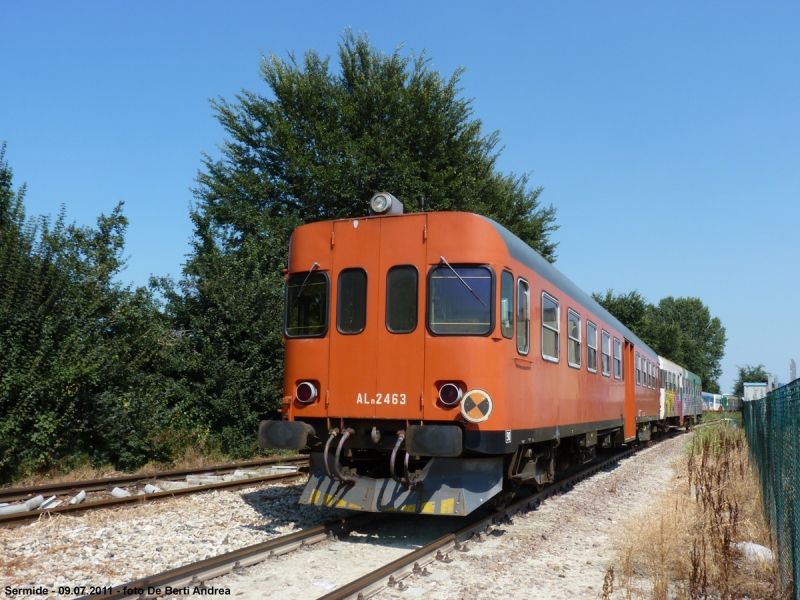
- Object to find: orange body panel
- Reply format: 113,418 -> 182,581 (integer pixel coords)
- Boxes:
284,212 -> 660,440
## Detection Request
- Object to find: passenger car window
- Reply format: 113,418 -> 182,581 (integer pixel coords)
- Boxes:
542,292 -> 559,362
386,266 -> 418,334
601,331 -> 610,376
635,353 -> 641,385
500,271 -> 514,339
568,310 -> 581,368
337,269 -> 368,334
428,266 -> 492,335
516,279 -> 530,354
586,321 -> 598,373
614,338 -> 622,379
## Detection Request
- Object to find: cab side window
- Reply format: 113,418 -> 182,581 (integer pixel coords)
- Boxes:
500,271 -> 514,339
516,279 -> 530,354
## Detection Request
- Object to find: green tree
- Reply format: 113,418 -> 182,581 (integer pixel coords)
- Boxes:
171,31 -> 560,454
593,290 -> 726,393
0,143 -> 178,480
591,289 -> 649,331
732,364 -> 770,397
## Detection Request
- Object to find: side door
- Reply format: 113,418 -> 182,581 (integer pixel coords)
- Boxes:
328,218 -> 381,418
375,215 -> 427,420
623,340 -> 636,441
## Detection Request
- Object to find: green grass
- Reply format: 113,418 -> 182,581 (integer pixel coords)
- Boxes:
690,412 -> 743,456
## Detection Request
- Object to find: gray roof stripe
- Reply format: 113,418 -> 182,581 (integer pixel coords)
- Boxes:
480,215 -> 656,357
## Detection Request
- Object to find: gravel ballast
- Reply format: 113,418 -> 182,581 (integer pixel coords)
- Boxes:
0,434 -> 687,599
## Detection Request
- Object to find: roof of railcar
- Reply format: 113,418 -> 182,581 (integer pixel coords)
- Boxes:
480,215 -> 657,357
659,355 -> 702,384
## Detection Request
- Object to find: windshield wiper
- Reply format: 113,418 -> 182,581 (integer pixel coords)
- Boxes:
439,256 -> 487,307
290,262 -> 320,309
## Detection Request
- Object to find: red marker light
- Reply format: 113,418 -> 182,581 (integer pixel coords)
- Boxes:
296,382 -> 318,403
439,383 -> 463,406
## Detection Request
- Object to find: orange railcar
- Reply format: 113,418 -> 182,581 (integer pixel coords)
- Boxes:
259,196 -> 661,515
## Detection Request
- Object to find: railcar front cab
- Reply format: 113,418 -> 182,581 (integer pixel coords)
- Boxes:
258,195 -> 514,515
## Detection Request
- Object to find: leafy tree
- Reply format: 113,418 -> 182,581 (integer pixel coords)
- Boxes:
591,289 -> 648,331
170,31 -> 560,454
198,29 -> 558,258
732,364 -> 770,397
0,144 -> 178,480
593,290 -> 726,393
650,297 -> 726,393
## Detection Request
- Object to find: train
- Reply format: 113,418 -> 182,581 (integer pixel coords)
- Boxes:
659,356 -> 703,426
258,193 -> 702,516
701,392 -> 742,412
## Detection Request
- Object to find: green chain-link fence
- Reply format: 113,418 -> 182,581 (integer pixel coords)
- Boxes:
742,378 -> 800,598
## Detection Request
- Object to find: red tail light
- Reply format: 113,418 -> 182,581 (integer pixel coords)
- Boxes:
438,383 -> 463,406
296,382 -> 318,403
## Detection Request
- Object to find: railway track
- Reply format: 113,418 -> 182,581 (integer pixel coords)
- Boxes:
0,455 -> 308,527
82,438 -> 663,600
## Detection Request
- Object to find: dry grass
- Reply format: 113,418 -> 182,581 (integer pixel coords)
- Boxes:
604,425 -> 787,599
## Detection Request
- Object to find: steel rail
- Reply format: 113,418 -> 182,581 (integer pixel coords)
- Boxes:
0,455 -> 308,504
319,444 -> 648,600
82,432 -> 680,599
80,513 -> 377,600
0,469 -> 307,528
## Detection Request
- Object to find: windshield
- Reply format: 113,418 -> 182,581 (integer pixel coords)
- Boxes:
428,266 -> 493,335
285,272 -> 328,337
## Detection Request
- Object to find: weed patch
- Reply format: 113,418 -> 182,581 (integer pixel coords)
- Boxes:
606,425 -> 785,599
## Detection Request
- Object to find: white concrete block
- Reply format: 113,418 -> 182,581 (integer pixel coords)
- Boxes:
40,496 -> 58,509
154,480 -> 189,491
69,490 -> 86,505
185,475 -> 225,485
0,504 -> 27,515
111,487 -> 131,498
735,542 -> 774,562
24,495 -> 44,510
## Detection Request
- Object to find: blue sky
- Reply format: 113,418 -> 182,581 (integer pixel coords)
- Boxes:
2,1 -> 798,392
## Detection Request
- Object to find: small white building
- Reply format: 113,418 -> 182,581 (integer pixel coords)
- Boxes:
743,375 -> 779,402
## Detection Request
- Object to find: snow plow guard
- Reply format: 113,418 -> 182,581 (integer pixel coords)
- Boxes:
299,453 -> 503,516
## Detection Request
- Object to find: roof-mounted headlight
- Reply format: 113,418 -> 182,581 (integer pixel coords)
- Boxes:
369,192 -> 404,215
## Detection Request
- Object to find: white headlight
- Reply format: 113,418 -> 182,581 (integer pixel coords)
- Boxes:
370,193 -> 392,214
